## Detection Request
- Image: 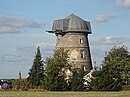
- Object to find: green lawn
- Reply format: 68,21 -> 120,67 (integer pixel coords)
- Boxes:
0,91 -> 130,97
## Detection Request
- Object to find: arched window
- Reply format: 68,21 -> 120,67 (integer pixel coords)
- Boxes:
84,65 -> 86,71
80,39 -> 83,44
80,50 -> 85,59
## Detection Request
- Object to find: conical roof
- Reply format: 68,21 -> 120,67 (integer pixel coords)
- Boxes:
52,14 -> 91,33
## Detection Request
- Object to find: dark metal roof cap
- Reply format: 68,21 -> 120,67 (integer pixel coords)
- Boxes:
52,14 -> 91,33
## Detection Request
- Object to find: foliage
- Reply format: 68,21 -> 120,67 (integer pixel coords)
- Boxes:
103,46 -> 130,85
44,48 -> 70,91
88,66 -> 121,91
28,47 -> 45,88
12,79 -> 20,90
70,67 -> 86,91
19,79 -> 28,91
88,46 -> 130,91
12,79 -> 28,91
27,47 -> 88,91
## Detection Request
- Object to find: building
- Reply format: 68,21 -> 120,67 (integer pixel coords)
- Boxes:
48,14 -> 92,72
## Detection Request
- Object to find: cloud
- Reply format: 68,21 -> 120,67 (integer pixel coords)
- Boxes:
90,36 -> 126,45
0,41 -> 54,78
115,0 -> 130,8
36,42 -> 55,51
94,13 -> 121,23
17,42 -> 55,59
90,36 -> 129,66
0,14 -> 44,33
0,52 -> 22,63
27,42 -> 55,58
0,26 -> 20,33
37,42 -> 55,58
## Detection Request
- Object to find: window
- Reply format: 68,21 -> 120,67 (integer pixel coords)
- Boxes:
84,66 -> 86,71
80,50 -> 85,59
80,39 -> 83,44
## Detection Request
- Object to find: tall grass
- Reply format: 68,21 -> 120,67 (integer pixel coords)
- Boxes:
0,91 -> 130,97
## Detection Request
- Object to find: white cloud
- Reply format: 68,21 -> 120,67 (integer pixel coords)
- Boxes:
90,36 -> 126,45
17,42 -> 55,59
90,36 -> 129,66
0,14 -> 44,33
0,41 -> 55,63
0,26 -> 20,33
115,0 -> 130,8
94,13 -> 120,23
0,52 -> 22,63
36,42 -> 55,50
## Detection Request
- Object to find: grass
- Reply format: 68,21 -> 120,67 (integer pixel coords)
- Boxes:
0,91 -> 130,97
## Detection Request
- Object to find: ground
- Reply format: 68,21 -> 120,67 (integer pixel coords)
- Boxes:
0,91 -> 130,97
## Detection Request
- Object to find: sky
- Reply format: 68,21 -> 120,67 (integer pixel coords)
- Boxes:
0,0 -> 130,79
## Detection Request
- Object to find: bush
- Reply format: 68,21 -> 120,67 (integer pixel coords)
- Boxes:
122,85 -> 130,91
12,79 -> 28,91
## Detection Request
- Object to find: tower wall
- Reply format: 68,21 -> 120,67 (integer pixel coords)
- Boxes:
49,14 -> 93,72
56,32 -> 92,71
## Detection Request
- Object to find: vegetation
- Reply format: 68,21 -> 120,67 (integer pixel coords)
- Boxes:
70,67 -> 86,91
88,46 -> 130,91
44,48 -> 87,91
27,47 -> 45,88
12,79 -> 28,91
23,47 -> 87,91
26,46 -> 130,91
44,48 -> 70,91
9,45 -> 130,92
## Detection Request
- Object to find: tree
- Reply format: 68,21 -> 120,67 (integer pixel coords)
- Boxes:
70,67 -> 86,91
88,46 -> 130,91
103,46 -> 130,85
88,66 -> 121,91
44,48 -> 70,91
28,47 -> 44,88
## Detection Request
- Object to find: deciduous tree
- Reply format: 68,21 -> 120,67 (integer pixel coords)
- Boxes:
88,46 -> 130,91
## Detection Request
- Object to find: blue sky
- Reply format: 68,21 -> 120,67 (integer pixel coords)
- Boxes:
0,0 -> 130,79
